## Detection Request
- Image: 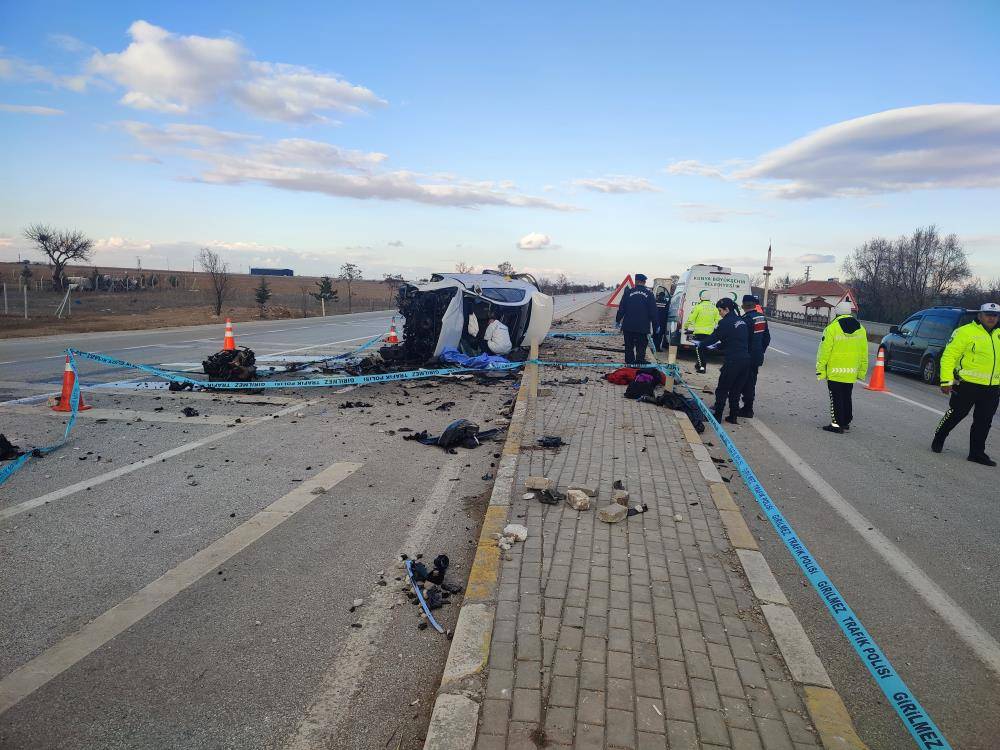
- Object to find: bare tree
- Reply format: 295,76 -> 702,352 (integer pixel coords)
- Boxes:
496,261 -> 515,276
455,261 -> 475,273
298,284 -> 311,317
339,262 -> 363,312
382,273 -> 405,304
24,224 -> 94,288
198,248 -> 232,316
556,273 -> 569,293
843,226 -> 970,322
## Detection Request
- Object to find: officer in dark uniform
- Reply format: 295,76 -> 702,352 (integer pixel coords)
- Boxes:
738,294 -> 770,418
695,298 -> 750,424
615,273 -> 657,365
652,290 -> 670,351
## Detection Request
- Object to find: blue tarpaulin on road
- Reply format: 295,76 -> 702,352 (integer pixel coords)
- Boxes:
439,347 -> 512,370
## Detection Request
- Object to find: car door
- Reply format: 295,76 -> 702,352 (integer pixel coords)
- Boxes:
894,314 -> 924,370
914,313 -> 957,382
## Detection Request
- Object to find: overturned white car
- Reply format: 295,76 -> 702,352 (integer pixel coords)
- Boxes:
393,271 -> 554,362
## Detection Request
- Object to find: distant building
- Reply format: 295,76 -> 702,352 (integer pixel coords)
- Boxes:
773,279 -> 858,317
250,268 -> 294,277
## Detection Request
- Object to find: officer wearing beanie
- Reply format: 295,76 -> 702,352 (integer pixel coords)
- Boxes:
695,297 -> 750,424
932,302 -> 1000,466
615,273 -> 657,365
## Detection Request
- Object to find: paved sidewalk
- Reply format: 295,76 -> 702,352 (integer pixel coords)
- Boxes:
474,349 -> 826,748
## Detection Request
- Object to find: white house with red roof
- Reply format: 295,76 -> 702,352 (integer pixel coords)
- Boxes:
773,279 -> 859,317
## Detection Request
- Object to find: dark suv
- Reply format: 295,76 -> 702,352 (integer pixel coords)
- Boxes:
879,306 -> 977,384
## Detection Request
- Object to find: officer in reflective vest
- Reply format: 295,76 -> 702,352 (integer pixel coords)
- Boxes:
738,294 -> 770,418
686,291 -> 721,374
932,302 -> 1000,466
816,313 -> 868,433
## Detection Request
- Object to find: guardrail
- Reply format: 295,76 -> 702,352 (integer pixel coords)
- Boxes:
764,309 -> 892,338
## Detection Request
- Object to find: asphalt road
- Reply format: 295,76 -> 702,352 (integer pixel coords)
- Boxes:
680,321 -> 1000,749
0,292 -> 605,750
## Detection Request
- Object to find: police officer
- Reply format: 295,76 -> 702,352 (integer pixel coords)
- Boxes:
615,273 -> 657,365
738,294 -> 770,418
932,302 -> 1000,466
695,298 -> 750,424
686,291 -> 721,373
816,312 -> 868,433
652,290 -> 670,351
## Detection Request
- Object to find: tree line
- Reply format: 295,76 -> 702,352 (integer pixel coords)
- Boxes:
454,261 -> 606,295
841,225 -> 996,323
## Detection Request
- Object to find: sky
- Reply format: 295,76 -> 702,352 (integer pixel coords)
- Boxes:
1,1 -> 999,285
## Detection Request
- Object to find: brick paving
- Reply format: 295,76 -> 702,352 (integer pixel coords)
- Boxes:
475,334 -> 822,749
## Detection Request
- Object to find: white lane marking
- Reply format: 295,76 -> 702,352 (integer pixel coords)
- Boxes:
266,335 -> 377,357
768,346 -> 791,355
0,461 -> 362,716
283,411 -> 480,750
751,418 -> 1000,677
0,397 -> 323,523
0,404 -> 238,426
859,385 -> 945,416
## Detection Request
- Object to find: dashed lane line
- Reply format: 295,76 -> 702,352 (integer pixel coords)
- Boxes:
0,396 -> 330,523
0,460 -> 362,716
750,417 -> 1000,677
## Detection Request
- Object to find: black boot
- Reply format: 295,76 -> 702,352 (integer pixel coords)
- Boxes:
725,414 -> 739,425
738,407 -> 754,418
968,453 -> 997,467
931,434 -> 945,453
822,424 -> 844,434
713,408 -> 724,422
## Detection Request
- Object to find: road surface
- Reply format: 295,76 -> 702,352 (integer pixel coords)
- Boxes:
682,321 -> 1000,749
0,292 -> 605,750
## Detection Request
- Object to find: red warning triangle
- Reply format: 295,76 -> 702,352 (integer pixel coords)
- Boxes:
605,275 -> 634,307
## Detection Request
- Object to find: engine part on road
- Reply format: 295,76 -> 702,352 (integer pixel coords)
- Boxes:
202,347 -> 257,381
0,434 -> 23,460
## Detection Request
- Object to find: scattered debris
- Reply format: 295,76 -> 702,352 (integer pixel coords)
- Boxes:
502,524 -> 528,541
435,401 -> 456,411
339,401 -> 373,409
612,489 -> 630,506
613,479 -> 625,491
402,419 -> 502,451
525,476 -> 553,491
536,435 -> 567,448
203,347 -> 257,381
537,488 -> 564,505
598,504 -> 628,523
565,489 -> 591,511
0,434 -> 23,460
522,492 -> 535,500
567,484 -> 597,497
181,407 -> 199,418
627,503 -> 649,516
674,513 -> 684,522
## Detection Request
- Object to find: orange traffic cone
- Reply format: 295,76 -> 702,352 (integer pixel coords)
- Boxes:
386,317 -> 400,344
51,355 -> 91,412
222,318 -> 236,351
865,346 -> 889,392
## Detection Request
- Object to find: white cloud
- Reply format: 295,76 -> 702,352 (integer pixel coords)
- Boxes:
118,121 -> 258,148
572,175 -> 661,193
48,34 -> 94,54
0,54 -> 88,91
388,240 -> 404,247
86,20 -> 384,122
119,153 -> 163,164
668,104 -> 1000,199
120,123 -> 574,210
796,253 -> 835,263
0,103 -> 64,115
517,232 -> 552,250
665,160 -> 726,179
675,202 -> 760,223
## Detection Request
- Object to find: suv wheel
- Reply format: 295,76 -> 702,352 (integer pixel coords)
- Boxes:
882,348 -> 893,372
922,356 -> 938,385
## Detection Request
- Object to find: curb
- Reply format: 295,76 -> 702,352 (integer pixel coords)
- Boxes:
423,341 -> 539,749
672,410 -> 868,750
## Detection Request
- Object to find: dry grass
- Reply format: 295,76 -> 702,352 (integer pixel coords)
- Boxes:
0,262 -> 402,337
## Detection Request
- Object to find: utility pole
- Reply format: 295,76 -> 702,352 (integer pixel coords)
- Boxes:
762,243 -> 774,312
804,265 -> 812,282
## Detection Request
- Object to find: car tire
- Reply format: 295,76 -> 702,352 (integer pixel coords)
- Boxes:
921,356 -> 938,385
882,348 -> 894,372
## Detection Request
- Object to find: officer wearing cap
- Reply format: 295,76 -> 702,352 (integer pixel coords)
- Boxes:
694,297 -> 750,424
738,294 -> 770,418
932,302 -> 1000,466
615,273 -> 657,365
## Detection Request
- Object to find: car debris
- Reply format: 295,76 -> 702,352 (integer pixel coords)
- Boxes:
536,435 -> 567,448
401,419 -> 502,451
203,347 -> 257,381
339,401 -> 373,409
181,407 -> 199,417
0,434 -> 23,460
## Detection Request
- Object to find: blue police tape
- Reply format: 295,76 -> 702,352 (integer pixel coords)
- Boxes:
547,332 -> 618,338
0,352 -> 82,488
672,372 -> 951,750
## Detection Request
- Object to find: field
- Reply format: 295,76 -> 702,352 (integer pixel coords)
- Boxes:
0,262 -> 403,337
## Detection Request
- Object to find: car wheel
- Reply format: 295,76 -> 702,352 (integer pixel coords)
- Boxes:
922,356 -> 938,385
882,348 -> 893,372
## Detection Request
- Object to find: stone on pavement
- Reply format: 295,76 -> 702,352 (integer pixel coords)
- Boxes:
564,489 -> 591,510
524,476 -> 552,491
597,503 -> 627,523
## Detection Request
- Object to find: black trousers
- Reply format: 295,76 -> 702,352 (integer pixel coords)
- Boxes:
693,334 -> 710,370
623,331 -> 648,365
652,329 -> 666,351
934,381 -> 1000,456
827,381 -> 854,428
741,364 -> 760,410
714,361 -> 749,416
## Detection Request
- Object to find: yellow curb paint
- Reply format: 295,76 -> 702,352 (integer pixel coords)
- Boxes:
718,509 -> 759,550
804,686 -> 869,750
710,483 -> 740,512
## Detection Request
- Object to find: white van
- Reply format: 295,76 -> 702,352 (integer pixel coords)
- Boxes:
666,264 -> 751,347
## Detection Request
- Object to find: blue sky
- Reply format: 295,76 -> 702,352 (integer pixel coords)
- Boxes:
1,1 -> 998,284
